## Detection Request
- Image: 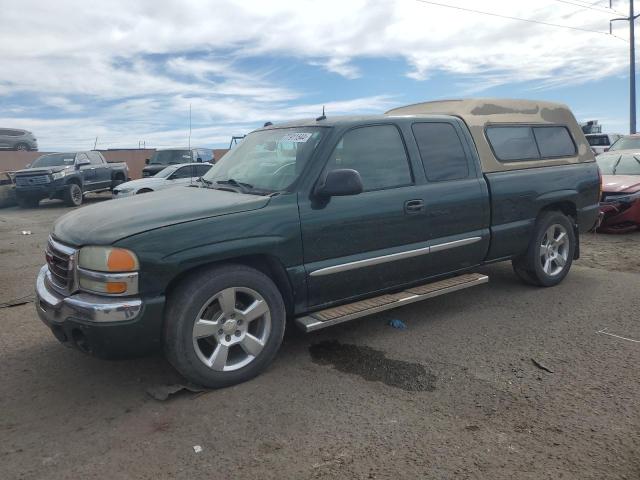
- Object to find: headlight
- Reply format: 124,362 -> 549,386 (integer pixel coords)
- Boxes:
77,246 -> 139,295
78,246 -> 139,272
52,170 -> 67,180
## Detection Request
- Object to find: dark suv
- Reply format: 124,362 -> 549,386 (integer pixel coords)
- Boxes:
142,148 -> 214,177
0,128 -> 38,151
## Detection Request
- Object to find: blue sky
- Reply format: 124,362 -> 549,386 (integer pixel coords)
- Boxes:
0,0 -> 635,150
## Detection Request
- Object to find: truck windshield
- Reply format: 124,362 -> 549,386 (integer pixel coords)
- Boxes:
202,127 -> 325,192
31,153 -> 75,167
149,150 -> 192,165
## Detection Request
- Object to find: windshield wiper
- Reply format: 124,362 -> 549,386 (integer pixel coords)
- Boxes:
216,178 -> 254,190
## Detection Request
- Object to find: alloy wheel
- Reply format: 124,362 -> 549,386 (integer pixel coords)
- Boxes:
539,224 -> 569,276
192,287 -> 271,371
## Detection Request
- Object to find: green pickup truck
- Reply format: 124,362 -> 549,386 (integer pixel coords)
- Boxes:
35,99 -> 601,388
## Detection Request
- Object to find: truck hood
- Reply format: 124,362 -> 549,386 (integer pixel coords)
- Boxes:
14,165 -> 71,176
53,186 -> 271,246
601,174 -> 640,193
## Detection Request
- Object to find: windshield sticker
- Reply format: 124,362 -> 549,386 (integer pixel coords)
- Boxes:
280,132 -> 313,143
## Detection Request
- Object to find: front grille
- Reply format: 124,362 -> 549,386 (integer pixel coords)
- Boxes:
15,175 -> 50,186
45,237 -> 76,294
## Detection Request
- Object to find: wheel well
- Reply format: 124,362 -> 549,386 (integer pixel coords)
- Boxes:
114,172 -> 125,180
164,255 -> 295,317
65,177 -> 81,187
138,188 -> 153,193
539,201 -> 577,221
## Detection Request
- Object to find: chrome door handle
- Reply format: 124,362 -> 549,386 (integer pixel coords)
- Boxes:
404,199 -> 425,214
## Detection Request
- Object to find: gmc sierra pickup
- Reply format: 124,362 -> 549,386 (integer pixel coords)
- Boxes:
35,99 -> 600,388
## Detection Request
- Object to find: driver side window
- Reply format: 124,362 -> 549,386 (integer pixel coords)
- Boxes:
325,125 -> 412,192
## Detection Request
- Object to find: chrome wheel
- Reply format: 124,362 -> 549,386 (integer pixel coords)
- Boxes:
540,224 -> 569,276
192,287 -> 271,372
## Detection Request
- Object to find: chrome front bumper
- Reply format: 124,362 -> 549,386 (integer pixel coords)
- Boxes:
35,265 -> 143,324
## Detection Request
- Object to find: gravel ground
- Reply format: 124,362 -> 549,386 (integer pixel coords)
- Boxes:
1,198 -> 639,479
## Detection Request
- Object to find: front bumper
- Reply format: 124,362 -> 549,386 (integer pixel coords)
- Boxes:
35,265 -> 165,358
15,181 -> 66,199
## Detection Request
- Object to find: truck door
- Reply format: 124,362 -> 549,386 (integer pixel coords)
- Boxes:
408,121 -> 490,276
76,153 -> 95,187
298,123 -> 434,308
88,152 -> 111,189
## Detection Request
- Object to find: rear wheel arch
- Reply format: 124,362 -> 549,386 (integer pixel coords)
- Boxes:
539,201 -> 577,222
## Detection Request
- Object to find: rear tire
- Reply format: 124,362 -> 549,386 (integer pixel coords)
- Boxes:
512,211 -> 575,287
64,183 -> 83,206
14,143 -> 29,151
163,264 -> 286,389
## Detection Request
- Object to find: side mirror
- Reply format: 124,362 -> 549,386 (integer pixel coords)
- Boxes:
145,158 -> 150,165
25,163 -> 31,168
196,157 -> 202,163
316,169 -> 363,198
76,159 -> 90,168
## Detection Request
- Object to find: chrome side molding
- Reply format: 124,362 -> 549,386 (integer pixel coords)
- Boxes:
309,236 -> 482,277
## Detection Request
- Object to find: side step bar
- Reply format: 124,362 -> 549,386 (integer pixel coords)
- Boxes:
295,273 -> 488,332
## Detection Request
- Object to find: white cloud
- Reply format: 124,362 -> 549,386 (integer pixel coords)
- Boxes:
0,0 -> 631,149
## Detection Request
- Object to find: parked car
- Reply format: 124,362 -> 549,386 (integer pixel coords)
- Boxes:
14,151 -> 128,207
608,134 -> 640,152
585,133 -> 621,155
595,151 -> 640,233
113,163 -> 212,197
35,99 -> 599,389
0,128 -> 38,151
142,148 -> 214,177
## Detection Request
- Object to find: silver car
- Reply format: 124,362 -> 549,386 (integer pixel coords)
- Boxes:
0,128 -> 38,151
112,163 -> 212,197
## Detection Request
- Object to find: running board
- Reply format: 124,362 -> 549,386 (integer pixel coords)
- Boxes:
295,273 -> 488,332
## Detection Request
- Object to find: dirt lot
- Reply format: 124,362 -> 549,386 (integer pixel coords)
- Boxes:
1,197 -> 639,479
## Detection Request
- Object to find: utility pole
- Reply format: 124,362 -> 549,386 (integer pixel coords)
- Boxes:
611,1 -> 640,133
188,104 -> 192,150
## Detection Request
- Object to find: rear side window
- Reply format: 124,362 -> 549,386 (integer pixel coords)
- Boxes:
326,125 -> 412,191
533,127 -> 576,158
486,127 -> 539,161
486,125 -> 576,162
411,123 -> 469,181
196,164 -> 212,176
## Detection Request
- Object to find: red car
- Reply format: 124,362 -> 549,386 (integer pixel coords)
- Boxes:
596,151 -> 640,233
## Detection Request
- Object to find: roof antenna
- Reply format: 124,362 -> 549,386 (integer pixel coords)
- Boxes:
316,105 -> 326,122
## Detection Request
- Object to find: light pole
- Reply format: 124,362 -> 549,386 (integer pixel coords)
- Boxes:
611,1 -> 639,134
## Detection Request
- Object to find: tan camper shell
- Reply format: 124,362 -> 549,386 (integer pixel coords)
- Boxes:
386,98 -> 594,173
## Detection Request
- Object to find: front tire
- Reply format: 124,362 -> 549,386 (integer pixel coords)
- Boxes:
64,183 -> 83,206
163,264 -> 286,388
512,211 -> 575,287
